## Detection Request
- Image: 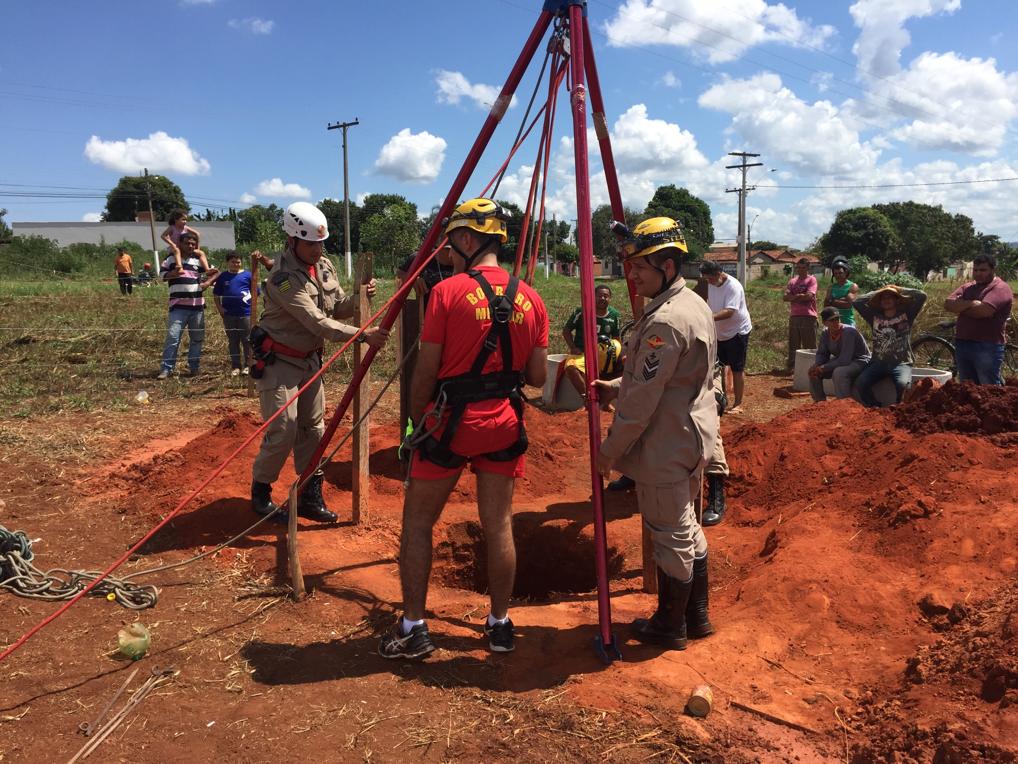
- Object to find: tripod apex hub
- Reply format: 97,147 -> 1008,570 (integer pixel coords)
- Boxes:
543,0 -> 588,16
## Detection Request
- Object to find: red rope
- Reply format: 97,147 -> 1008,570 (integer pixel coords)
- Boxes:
0,247 -> 443,665
527,60 -> 566,284
0,75 -> 564,665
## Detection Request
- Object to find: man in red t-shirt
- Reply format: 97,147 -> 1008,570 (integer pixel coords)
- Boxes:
945,253 -> 1014,385
379,199 -> 549,661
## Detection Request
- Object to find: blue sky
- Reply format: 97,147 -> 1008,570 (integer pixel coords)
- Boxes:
3,0 -> 1018,247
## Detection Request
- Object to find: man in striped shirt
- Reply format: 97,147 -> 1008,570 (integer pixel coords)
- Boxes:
157,232 -> 219,379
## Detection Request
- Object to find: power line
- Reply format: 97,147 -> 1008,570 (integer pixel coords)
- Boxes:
776,176 -> 1018,190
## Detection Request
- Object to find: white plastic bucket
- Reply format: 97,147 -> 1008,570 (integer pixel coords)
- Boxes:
543,353 -> 585,411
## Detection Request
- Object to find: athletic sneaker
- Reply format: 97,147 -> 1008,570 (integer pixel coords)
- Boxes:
378,622 -> 436,660
484,618 -> 516,653
156,370 -> 170,380
230,368 -> 241,377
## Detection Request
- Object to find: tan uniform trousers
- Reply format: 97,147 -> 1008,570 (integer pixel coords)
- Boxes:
251,357 -> 324,485
637,474 -> 709,582
704,432 -> 729,477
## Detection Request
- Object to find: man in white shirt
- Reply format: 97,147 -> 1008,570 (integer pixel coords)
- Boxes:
699,261 -> 753,413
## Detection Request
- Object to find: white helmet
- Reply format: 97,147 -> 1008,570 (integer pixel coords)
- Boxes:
282,201 -> 329,241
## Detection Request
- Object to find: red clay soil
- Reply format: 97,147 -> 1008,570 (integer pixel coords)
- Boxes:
895,378 -> 1018,442
1,386 -> 1016,761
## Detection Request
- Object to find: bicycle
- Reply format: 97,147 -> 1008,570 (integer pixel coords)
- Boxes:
911,317 -> 1018,380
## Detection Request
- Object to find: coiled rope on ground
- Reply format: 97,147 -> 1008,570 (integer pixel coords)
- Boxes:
0,525 -> 158,609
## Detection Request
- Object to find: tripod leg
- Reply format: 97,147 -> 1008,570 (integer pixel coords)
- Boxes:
298,10 -> 554,487
583,16 -> 643,322
567,2 -> 619,663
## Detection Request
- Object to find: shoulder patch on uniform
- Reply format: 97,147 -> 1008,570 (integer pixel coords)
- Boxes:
642,352 -> 660,381
646,334 -> 665,349
271,271 -> 293,292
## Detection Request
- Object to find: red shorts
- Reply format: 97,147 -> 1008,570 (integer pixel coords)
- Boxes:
410,400 -> 526,481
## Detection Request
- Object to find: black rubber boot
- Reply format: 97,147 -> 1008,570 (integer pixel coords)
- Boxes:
701,475 -> 726,527
607,475 -> 636,492
685,555 -> 714,639
251,481 -> 285,523
297,472 -> 338,523
632,568 -> 693,649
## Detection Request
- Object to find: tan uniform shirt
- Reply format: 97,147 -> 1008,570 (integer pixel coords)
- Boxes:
600,278 -> 718,485
260,249 -> 358,358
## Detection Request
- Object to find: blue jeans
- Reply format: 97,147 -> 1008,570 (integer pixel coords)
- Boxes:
161,308 -> 205,374
954,339 -> 1004,385
855,359 -> 911,408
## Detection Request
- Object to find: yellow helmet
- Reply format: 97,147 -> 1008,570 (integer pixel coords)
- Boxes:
443,198 -> 509,243
598,338 -> 623,377
619,216 -> 687,260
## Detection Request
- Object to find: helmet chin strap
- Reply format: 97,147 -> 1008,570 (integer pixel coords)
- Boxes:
450,234 -> 493,271
650,261 -> 679,298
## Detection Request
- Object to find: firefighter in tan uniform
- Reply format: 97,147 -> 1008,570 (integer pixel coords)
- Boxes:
250,201 -> 388,523
596,217 -> 718,650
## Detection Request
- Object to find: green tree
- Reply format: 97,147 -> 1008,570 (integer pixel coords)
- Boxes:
591,204 -> 645,264
554,242 -> 579,265
361,193 -> 416,222
819,207 -> 900,268
318,198 -> 361,256
360,202 -> 422,274
235,204 -> 284,247
0,208 -> 11,243
643,185 -> 714,259
872,201 -> 979,278
104,174 -> 188,222
494,199 -> 526,263
750,240 -> 785,251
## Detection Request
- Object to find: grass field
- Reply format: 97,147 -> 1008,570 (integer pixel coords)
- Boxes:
0,262 -> 1006,418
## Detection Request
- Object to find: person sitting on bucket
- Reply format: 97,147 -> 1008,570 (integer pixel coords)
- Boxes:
808,306 -> 871,402
852,284 -> 927,407
562,284 -> 623,398
594,217 -> 718,650
378,198 -> 549,660
249,201 -> 388,525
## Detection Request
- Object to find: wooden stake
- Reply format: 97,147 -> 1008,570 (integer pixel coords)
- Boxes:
351,253 -> 373,525
287,484 -> 304,598
247,254 -> 259,398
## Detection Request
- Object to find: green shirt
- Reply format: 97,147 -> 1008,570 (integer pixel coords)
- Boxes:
564,306 -> 622,351
830,280 -> 856,325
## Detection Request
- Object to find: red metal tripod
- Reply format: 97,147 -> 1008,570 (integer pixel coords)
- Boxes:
302,0 -> 631,663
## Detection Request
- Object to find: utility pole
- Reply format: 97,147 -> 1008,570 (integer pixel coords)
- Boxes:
143,168 -> 158,258
327,118 -> 360,278
726,152 -> 762,286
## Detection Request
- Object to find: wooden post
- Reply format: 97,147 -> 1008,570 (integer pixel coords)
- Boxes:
398,290 -> 421,431
351,253 -> 373,525
247,255 -> 259,398
287,484 -> 304,598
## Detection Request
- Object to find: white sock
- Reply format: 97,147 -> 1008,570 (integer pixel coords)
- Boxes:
401,616 -> 424,635
487,613 -> 509,627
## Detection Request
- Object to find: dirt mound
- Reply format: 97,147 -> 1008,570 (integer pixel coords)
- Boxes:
895,379 -> 1018,441
847,583 -> 1018,762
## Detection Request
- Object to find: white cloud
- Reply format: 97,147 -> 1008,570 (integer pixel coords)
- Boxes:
881,52 -> 1018,156
84,131 -> 211,175
699,73 -> 881,176
434,70 -> 517,110
228,17 -> 274,35
81,212 -> 102,222
239,192 -> 257,204
604,0 -> 834,64
659,71 -> 681,88
252,178 -> 311,199
355,192 -> 370,206
848,0 -> 959,78
374,128 -> 446,184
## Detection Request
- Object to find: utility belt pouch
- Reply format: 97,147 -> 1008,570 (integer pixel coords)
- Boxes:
249,326 -> 275,379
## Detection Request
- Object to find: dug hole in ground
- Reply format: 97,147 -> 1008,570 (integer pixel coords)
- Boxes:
1,377 -> 1016,762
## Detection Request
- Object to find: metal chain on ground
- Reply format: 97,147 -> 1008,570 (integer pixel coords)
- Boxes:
0,525 -> 158,609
